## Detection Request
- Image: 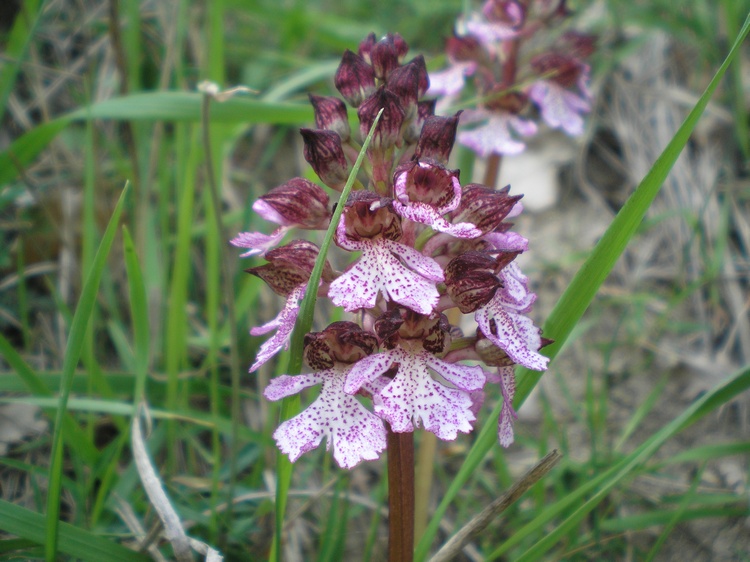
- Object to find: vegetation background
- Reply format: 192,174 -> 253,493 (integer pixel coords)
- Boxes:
0,0 -> 749,560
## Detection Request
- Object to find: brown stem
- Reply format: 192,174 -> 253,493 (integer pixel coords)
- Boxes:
483,153 -> 502,188
387,426 -> 415,562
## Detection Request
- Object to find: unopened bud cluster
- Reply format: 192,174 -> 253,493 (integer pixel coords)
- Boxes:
232,32 -> 548,469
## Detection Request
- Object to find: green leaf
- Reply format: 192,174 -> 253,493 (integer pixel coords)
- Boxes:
415,12 -> 750,562
45,183 -> 130,561
0,499 -> 149,562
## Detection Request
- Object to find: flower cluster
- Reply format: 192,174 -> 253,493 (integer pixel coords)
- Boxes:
232,32 -> 549,469
428,0 -> 596,157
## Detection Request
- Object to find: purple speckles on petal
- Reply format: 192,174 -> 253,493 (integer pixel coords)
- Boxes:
249,285 -> 305,372
268,366 -> 387,469
230,228 -> 288,257
497,365 -> 518,447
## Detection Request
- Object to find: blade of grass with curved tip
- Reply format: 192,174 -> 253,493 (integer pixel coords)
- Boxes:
415,13 -> 750,562
44,183 -> 130,562
270,108 -> 383,562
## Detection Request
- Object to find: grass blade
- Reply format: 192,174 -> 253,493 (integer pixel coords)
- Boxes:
415,12 -> 750,561
0,499 -> 149,562
45,183 -> 130,561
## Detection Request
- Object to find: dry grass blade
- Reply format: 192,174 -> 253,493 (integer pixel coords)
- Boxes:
131,408 -> 223,562
429,450 -> 563,562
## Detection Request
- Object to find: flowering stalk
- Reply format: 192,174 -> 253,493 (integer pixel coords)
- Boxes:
232,32 -> 549,559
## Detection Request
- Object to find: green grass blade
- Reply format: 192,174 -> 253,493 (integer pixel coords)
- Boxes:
0,498 -> 149,562
270,108 -> 383,562
0,0 -> 44,123
44,183 -> 130,562
415,12 -> 750,561
506,364 -> 750,561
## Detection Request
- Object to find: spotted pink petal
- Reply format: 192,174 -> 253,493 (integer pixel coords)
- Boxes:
464,17 -> 519,45
497,365 -> 518,447
249,285 -> 304,372
426,62 -> 476,97
528,81 -> 589,136
372,348 -> 477,440
328,240 -> 440,314
268,366 -> 387,469
384,239 -> 444,281
391,201 -> 481,238
344,348 -> 399,394
458,114 -> 536,157
475,294 -> 548,371
230,227 -> 288,257
498,262 -> 535,312
484,231 -> 529,253
422,353 -> 486,391
264,372 -> 325,400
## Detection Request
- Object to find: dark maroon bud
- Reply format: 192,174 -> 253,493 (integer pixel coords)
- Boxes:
445,251 -> 502,313
370,34 -> 401,81
451,184 -> 522,234
531,52 -> 583,88
446,35 -> 484,63
303,321 -> 379,370
334,50 -> 376,107
246,240 -> 333,297
254,177 -> 330,230
391,33 -> 409,62
357,87 -> 406,149
308,94 -> 350,142
562,31 -> 597,59
387,55 -> 429,107
358,32 -> 378,63
300,128 -> 350,191
414,112 -> 461,163
340,190 -> 402,243
482,0 -> 525,28
486,90 -> 529,114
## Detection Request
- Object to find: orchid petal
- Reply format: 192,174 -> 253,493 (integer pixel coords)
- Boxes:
344,348 -> 399,394
497,366 -> 518,447
264,372 -> 325,400
249,285 -> 304,372
230,228 -> 288,257
390,202 -> 481,239
423,354 -> 486,391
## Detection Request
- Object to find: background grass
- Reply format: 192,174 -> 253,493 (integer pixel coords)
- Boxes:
0,0 -> 749,560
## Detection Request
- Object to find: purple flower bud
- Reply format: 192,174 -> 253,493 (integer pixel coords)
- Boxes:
482,0 -> 525,28
357,87 -> 406,149
371,35 -> 401,81
445,251 -> 503,313
393,159 -> 460,209
562,31 -> 597,59
531,52 -> 584,88
246,240 -> 333,297
308,94 -> 350,142
358,32 -> 378,63
451,184 -> 523,234
300,128 -> 350,190
303,321 -> 379,370
414,112 -> 461,163
334,50 -> 376,107
254,177 -> 330,230
446,35 -> 485,64
340,190 -> 402,242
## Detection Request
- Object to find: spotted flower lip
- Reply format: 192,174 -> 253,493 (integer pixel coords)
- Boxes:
475,262 -> 548,371
249,284 -> 306,372
392,159 -> 481,238
344,345 -> 486,440
495,365 -> 518,447
329,212 -> 444,314
264,365 -> 387,469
